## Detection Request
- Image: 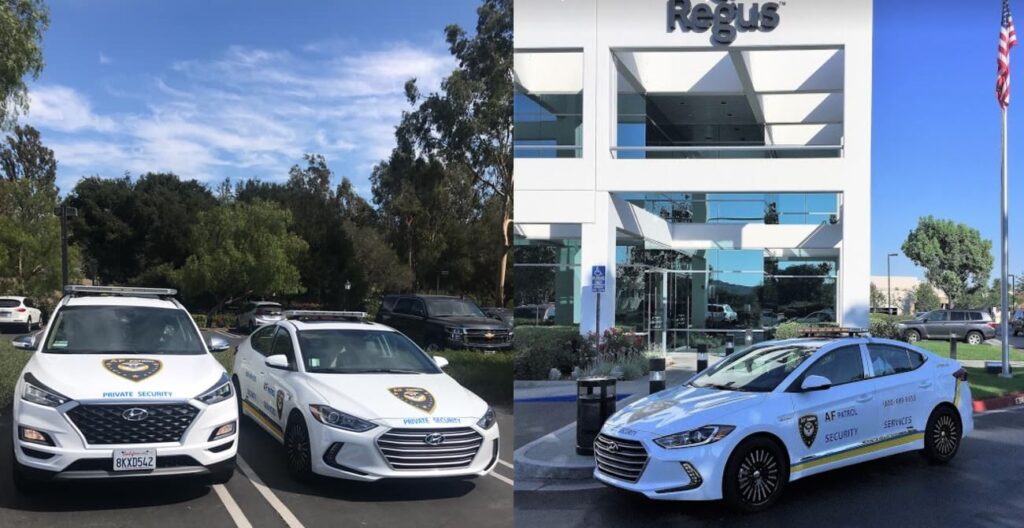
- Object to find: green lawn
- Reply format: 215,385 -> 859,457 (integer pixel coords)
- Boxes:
916,341 -> 1024,362
964,367 -> 1024,400
0,340 -> 29,408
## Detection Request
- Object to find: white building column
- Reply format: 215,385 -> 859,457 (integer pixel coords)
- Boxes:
579,192 -> 617,336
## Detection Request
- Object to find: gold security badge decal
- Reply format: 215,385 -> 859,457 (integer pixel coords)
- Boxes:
103,358 -> 162,382
389,387 -> 436,413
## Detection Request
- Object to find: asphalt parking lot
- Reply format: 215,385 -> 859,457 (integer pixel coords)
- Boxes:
514,405 -> 1024,527
0,329 -> 513,528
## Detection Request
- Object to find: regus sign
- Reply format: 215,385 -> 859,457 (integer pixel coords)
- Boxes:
666,0 -> 781,45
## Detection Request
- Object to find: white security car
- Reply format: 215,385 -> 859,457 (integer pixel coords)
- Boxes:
594,335 -> 973,511
232,310 -> 500,481
237,301 -> 285,333
10,286 -> 238,491
0,296 -> 43,333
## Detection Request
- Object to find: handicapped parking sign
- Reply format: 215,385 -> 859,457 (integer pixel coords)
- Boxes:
591,265 -> 606,293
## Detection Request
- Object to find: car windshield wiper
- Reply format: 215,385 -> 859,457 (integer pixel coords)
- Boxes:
693,382 -> 736,391
334,368 -> 425,374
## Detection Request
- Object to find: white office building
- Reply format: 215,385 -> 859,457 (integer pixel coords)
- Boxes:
513,0 -> 872,350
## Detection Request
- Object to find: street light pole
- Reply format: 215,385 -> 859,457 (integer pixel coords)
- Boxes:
54,203 -> 78,289
887,253 -> 898,314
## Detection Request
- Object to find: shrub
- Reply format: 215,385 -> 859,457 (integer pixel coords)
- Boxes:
191,313 -> 208,328
774,321 -> 804,339
869,317 -> 906,340
210,313 -> 237,329
514,326 -> 584,380
439,350 -> 513,407
585,350 -> 655,380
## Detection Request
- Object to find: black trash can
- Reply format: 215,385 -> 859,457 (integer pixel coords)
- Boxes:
576,377 -> 616,456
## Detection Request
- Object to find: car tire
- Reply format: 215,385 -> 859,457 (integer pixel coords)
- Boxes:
922,405 -> 962,464
284,415 -> 314,481
12,457 -> 44,494
966,331 -> 984,346
722,436 -> 788,512
905,329 -> 921,343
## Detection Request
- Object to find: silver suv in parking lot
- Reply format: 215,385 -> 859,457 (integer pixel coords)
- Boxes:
897,309 -> 997,345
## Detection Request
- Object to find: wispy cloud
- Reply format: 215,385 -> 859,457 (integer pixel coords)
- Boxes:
25,41 -> 454,190
99,52 -> 112,65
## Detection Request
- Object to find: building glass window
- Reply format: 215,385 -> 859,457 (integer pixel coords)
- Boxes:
513,238 -> 581,326
514,51 -> 583,158
619,192 -> 840,226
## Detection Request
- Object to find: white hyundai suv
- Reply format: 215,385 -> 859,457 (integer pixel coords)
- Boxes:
0,296 -> 43,333
10,286 -> 238,491
232,310 -> 500,482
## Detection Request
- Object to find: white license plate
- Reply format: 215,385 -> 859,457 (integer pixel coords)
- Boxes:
0,311 -> 9,318
112,448 -> 156,471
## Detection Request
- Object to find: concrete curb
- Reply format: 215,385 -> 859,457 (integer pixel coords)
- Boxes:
973,392 -> 1024,412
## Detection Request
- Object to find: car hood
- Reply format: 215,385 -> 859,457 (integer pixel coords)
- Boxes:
603,384 -> 767,435
429,316 -> 508,328
304,372 -> 488,425
25,353 -> 226,401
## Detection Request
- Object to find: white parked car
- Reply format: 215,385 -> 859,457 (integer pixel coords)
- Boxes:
0,296 -> 43,333
237,301 -> 284,333
707,303 -> 738,324
594,334 -> 973,511
232,310 -> 500,482
10,286 -> 237,492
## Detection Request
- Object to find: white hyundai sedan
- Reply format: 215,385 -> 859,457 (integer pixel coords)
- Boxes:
594,335 -> 973,511
232,311 -> 500,481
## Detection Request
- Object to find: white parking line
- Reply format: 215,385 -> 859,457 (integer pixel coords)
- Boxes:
490,471 -> 514,486
237,455 -> 306,528
497,458 -> 513,470
214,329 -> 241,340
213,484 -> 253,528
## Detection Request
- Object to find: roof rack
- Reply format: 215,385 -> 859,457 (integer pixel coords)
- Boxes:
283,310 -> 368,322
798,326 -> 870,338
65,285 -> 178,298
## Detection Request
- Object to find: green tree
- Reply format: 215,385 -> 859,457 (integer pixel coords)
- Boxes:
0,125 -> 77,299
397,0 -> 512,304
913,282 -> 942,312
901,216 -> 993,308
173,200 -> 307,316
0,0 -> 48,128
870,283 -> 884,309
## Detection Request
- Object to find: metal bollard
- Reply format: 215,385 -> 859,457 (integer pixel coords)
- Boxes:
697,344 -> 709,373
744,328 -> 753,346
576,377 -> 616,456
949,333 -> 958,361
649,357 -> 666,394
725,333 -> 735,356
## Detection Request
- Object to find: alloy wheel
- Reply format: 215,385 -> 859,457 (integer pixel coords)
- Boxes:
932,415 -> 959,457
967,332 -> 982,345
285,421 -> 312,476
736,448 -> 781,506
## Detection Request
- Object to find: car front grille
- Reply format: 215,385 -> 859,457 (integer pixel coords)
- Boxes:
376,427 -> 484,470
464,328 -> 511,345
594,433 -> 649,483
66,403 -> 200,445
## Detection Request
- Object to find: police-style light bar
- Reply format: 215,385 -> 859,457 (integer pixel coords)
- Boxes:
798,326 -> 870,338
65,285 -> 177,297
283,310 -> 368,322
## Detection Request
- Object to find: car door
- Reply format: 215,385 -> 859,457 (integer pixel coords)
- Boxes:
263,326 -> 299,433
867,343 -> 931,439
923,310 -> 949,339
948,311 -> 968,339
786,344 -> 879,473
382,297 -> 413,334
238,325 -> 276,409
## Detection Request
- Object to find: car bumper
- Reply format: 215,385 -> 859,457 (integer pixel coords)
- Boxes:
308,419 -> 501,481
592,433 -> 730,501
13,397 -> 238,481
446,338 -> 513,350
0,313 -> 30,323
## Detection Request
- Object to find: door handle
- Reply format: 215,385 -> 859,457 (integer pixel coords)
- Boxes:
856,394 -> 873,403
919,381 -> 933,389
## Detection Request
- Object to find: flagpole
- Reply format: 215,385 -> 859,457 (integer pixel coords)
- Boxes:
1001,105 -> 1012,378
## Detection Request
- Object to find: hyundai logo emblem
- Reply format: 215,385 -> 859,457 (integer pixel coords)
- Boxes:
122,408 -> 149,422
606,441 -> 619,452
423,433 -> 446,446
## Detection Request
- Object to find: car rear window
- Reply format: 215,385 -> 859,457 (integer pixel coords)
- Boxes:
256,305 -> 282,316
951,312 -> 966,321
969,312 -> 985,321
0,299 -> 20,308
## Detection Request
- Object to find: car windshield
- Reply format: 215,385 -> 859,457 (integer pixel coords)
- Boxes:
43,306 -> 205,355
690,344 -> 818,392
296,329 -> 442,374
425,298 -> 485,318
0,299 -> 21,308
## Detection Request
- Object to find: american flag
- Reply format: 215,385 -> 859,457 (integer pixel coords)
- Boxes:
998,0 -> 1018,108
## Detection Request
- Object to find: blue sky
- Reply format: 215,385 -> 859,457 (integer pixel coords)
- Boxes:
24,0 -> 479,196
873,0 -> 1024,281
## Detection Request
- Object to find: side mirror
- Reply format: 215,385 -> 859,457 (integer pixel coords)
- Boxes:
434,356 -> 449,369
265,354 -> 290,370
12,334 -> 36,351
800,375 -> 832,392
207,335 -> 231,353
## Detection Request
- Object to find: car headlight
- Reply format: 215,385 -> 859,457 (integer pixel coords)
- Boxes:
309,404 -> 377,432
654,425 -> 735,449
446,327 -> 466,341
21,374 -> 69,407
197,373 -> 234,405
477,407 -> 496,430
